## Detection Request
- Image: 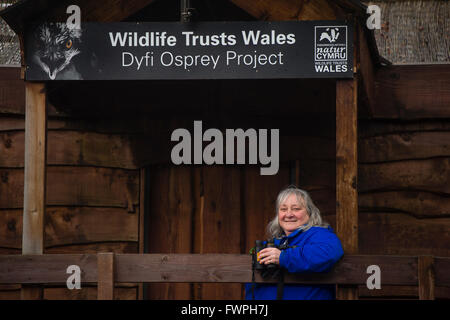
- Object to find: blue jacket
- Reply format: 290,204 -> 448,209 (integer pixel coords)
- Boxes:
245,226 -> 344,300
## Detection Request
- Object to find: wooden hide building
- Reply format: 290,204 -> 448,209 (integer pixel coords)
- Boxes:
0,0 -> 449,300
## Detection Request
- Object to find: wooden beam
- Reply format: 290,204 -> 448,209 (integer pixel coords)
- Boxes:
336,77 -> 359,300
418,256 -> 435,300
21,82 -> 47,300
97,252 -> 115,300
0,254 -> 421,286
0,254 -> 98,284
229,0 -> 341,21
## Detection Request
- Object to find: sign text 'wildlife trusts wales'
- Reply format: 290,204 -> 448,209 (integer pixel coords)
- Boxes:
25,21 -> 353,81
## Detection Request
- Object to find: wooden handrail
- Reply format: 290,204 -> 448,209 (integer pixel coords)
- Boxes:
1,254 -> 448,300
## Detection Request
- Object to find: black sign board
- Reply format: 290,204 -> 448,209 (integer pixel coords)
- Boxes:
25,21 -> 353,80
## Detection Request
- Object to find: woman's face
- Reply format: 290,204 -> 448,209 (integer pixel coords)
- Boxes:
278,194 -> 309,236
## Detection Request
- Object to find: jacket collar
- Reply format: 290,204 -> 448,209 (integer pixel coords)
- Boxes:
282,225 -> 308,240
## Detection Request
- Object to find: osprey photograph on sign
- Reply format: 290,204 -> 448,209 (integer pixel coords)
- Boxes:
25,21 -> 353,80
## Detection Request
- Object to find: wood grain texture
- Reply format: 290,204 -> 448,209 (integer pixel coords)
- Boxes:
336,78 -> 358,300
0,167 -> 139,209
359,131 -> 450,163
199,166 -> 242,300
116,254 -> 418,285
359,158 -> 450,194
1,207 -> 138,249
0,254 -> 420,286
22,82 -> 47,255
373,65 -> 450,119
0,254 -> 98,284
0,242 -> 138,255
0,284 -> 137,300
44,286 -> 136,300
359,212 -> 450,257
359,191 -> 450,218
336,79 -> 358,253
418,256 -> 435,300
21,82 -> 47,300
434,257 -> 450,287
358,285 -> 418,299
97,253 -> 115,300
0,119 -> 337,169
0,67 -> 24,115
45,242 -> 138,254
146,165 -> 193,299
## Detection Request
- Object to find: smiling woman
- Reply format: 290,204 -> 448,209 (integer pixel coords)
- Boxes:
246,185 -> 344,300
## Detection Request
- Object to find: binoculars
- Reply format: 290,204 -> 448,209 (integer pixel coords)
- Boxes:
254,239 -> 278,270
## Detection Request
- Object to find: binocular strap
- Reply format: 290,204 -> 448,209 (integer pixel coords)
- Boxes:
251,252 -> 256,300
251,252 -> 285,300
276,268 -> 285,300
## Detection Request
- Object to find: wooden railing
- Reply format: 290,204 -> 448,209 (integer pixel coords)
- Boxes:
1,254 -> 449,300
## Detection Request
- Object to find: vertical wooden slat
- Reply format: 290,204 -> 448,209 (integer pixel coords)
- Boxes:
418,256 -> 435,300
21,82 -> 46,300
97,252 -> 115,300
336,77 -> 359,300
200,166 -> 241,299
147,166 -> 193,299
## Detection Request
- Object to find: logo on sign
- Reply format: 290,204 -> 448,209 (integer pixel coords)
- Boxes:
314,26 -> 348,73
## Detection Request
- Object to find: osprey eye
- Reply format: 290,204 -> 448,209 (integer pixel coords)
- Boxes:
66,39 -> 73,49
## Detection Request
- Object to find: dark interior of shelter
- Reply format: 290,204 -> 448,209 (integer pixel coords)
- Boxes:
0,0 -> 449,300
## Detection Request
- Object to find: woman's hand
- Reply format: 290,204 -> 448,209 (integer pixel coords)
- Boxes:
258,247 -> 281,265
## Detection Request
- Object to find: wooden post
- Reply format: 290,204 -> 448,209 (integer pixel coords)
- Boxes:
98,253 -> 115,300
418,256 -> 435,300
336,78 -> 359,300
21,82 -> 47,300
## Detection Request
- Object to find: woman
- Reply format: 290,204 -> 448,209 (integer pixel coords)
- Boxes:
245,185 -> 344,300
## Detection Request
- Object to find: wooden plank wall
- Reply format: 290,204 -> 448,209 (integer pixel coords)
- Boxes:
0,68 -> 338,300
2,62 -> 450,300
358,65 -> 450,299
358,120 -> 450,252
0,67 -> 140,299
144,78 -> 337,300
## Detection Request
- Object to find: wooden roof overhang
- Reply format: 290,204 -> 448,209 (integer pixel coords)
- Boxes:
0,0 -> 378,300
